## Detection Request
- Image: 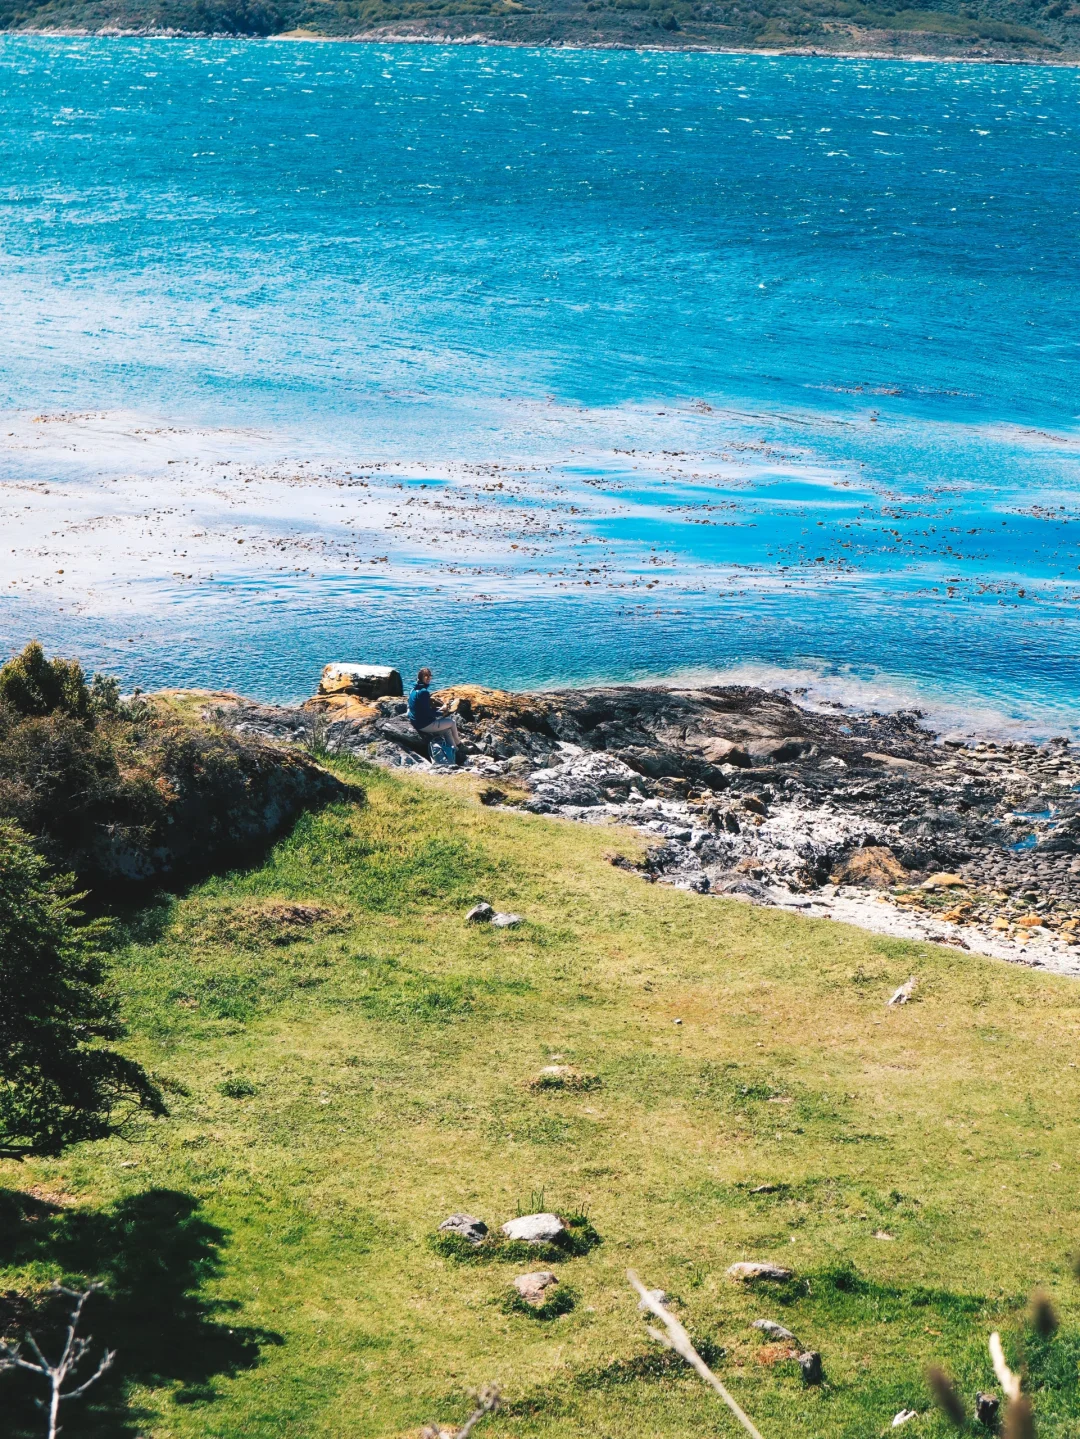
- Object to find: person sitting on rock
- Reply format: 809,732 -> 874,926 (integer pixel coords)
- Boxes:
408,667 -> 462,762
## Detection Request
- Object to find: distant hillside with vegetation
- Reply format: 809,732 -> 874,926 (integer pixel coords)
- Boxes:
4,0 -> 1079,61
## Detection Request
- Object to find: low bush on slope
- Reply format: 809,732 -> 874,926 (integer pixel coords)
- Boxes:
0,643 -> 347,889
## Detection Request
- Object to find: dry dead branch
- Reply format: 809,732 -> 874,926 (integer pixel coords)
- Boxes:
627,1269 -> 765,1439
420,1383 -> 500,1439
0,1284 -> 115,1439
989,1332 -> 1022,1402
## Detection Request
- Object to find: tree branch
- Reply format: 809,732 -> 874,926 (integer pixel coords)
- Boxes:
627,1270 -> 766,1439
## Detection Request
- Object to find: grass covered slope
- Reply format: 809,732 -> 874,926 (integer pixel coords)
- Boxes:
3,758 -> 1080,1438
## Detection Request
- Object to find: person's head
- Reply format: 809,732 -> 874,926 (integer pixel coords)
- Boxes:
417,667 -> 432,687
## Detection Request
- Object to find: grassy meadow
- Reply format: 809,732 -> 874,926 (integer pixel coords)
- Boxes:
2,759 -> 1080,1439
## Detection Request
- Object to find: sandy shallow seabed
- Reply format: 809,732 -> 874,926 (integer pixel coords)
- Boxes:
0,407 -> 851,614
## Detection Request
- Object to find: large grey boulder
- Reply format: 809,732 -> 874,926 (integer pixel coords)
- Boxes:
744,735 -> 817,763
374,717 -> 428,755
502,1213 -> 565,1244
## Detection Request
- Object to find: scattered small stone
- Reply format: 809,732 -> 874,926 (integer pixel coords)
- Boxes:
513,1270 -> 559,1306
873,1230 -> 896,1240
465,902 -> 494,924
437,1214 -> 488,1246
491,912 -> 523,928
502,1213 -> 565,1244
975,1393 -> 1000,1426
887,976 -> 918,1007
673,1017 -> 683,1025
726,1261 -> 793,1283
892,1410 -> 919,1428
752,1319 -> 799,1343
798,1350 -> 823,1385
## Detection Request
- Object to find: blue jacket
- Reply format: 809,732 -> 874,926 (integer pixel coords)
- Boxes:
408,684 -> 438,731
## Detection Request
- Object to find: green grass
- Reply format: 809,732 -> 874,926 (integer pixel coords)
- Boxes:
3,758 -> 1080,1439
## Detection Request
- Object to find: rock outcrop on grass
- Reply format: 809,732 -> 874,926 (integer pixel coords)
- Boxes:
0,645 -> 349,888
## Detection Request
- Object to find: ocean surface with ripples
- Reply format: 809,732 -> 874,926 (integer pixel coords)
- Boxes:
2,36 -> 1079,734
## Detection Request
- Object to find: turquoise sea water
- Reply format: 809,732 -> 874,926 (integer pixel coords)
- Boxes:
2,36 -> 1080,730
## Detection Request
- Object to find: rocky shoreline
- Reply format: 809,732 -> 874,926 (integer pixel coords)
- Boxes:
199,680 -> 1080,976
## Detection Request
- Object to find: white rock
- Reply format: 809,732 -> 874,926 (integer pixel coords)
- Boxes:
726,1261 -> 793,1282
491,912 -> 523,928
502,1213 -> 565,1244
752,1319 -> 800,1343
892,1410 -> 918,1428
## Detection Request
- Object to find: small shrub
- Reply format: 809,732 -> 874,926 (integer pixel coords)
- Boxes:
0,642 -> 348,888
218,1078 -> 257,1099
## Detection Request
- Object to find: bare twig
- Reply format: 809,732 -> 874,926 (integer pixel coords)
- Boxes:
457,1385 -> 500,1439
627,1270 -> 765,1439
0,1284 -> 115,1439
420,1383 -> 500,1439
989,1332 -> 1021,1402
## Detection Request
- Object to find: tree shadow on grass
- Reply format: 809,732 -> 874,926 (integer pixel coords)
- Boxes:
0,1186 -> 281,1437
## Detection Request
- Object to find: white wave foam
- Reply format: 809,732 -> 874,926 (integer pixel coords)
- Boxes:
620,661 -> 1079,744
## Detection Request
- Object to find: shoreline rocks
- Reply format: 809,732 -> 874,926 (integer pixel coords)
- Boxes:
194,679 -> 1080,975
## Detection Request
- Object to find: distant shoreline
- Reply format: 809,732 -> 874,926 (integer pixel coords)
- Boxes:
7,26 -> 1078,65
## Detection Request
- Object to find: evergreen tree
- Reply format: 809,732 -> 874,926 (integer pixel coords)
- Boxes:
0,821 -> 165,1154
